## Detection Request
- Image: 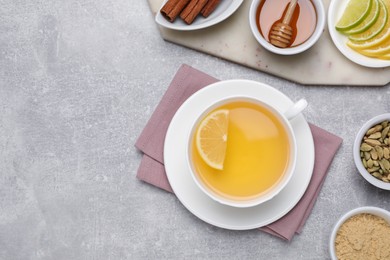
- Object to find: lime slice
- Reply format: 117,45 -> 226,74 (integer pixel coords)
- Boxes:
347,0 -> 390,49
344,0 -> 380,34
347,27 -> 390,49
336,0 -> 373,31
348,0 -> 388,41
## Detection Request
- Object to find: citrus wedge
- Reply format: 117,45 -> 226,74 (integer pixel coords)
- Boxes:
378,53 -> 390,59
354,37 -> 390,56
344,0 -> 380,35
360,52 -> 390,59
347,0 -> 390,49
196,109 -> 229,170
336,0 -> 373,31
348,0 -> 388,41
347,22 -> 390,49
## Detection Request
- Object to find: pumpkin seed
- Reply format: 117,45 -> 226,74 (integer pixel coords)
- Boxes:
383,147 -> 390,159
367,159 -> 373,168
370,149 -> 378,160
367,125 -> 382,135
368,166 -> 380,173
379,160 -> 387,172
382,159 -> 390,170
369,132 -> 382,139
365,139 -> 382,147
362,158 -> 367,167
375,146 -> 384,160
360,143 -> 373,152
381,126 -> 390,139
372,172 -> 382,179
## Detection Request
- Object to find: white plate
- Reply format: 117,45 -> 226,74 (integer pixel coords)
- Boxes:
164,80 -> 315,230
328,0 -> 390,68
155,0 -> 244,31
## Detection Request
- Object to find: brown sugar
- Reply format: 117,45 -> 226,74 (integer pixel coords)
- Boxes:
335,213 -> 390,260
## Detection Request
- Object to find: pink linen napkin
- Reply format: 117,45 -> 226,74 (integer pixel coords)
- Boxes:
135,64 -> 342,241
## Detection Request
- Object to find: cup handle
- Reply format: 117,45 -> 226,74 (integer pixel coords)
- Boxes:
284,98 -> 308,121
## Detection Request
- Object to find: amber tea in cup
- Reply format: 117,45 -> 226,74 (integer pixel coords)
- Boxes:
187,97 -> 304,207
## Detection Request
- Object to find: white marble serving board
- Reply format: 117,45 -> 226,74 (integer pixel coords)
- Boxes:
148,0 -> 390,86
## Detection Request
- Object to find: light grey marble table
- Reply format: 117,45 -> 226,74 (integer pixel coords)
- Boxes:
1,0 -> 389,259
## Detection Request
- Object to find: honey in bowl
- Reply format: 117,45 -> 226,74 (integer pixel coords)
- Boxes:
189,100 -> 292,202
256,0 -> 317,48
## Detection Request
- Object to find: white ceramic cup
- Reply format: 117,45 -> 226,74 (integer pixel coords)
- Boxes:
249,0 -> 325,55
186,95 -> 307,208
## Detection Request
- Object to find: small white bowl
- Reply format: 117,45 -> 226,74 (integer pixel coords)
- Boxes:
249,0 -> 325,55
353,113 -> 390,190
329,206 -> 390,260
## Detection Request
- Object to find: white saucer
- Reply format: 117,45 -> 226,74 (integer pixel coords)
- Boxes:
328,0 -> 390,68
155,0 -> 243,31
164,80 -> 315,230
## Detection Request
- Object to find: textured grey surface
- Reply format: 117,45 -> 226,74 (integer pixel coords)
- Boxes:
1,0 -> 390,259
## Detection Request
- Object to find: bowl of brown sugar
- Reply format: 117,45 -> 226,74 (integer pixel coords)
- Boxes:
329,207 -> 390,260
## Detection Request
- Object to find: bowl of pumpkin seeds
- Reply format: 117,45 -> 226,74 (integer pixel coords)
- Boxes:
353,113 -> 390,190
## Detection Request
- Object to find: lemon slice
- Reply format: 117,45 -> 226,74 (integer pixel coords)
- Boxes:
336,0 -> 373,31
344,0 -> 380,34
347,19 -> 390,49
378,53 -> 390,59
196,109 -> 229,170
348,0 -> 388,41
355,37 -> 390,56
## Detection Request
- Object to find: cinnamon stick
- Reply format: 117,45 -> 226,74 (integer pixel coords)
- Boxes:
201,0 -> 221,17
180,0 -> 209,24
160,0 -> 191,22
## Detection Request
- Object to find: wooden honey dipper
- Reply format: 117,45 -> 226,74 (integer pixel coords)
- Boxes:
269,0 -> 298,48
